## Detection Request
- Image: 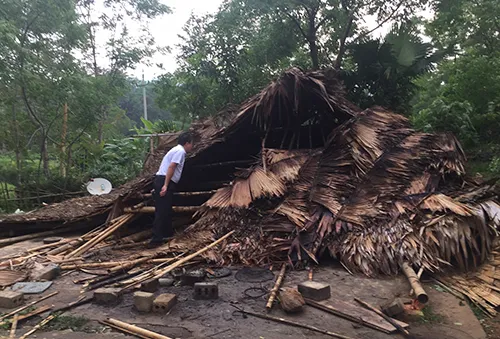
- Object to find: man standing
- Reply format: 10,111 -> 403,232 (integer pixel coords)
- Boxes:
149,132 -> 193,247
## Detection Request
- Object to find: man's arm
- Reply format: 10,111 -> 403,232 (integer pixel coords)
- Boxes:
160,162 -> 178,196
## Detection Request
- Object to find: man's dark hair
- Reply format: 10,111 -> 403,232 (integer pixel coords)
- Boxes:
178,132 -> 193,145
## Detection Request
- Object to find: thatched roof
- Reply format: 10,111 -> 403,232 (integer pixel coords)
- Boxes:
1,67 -> 498,278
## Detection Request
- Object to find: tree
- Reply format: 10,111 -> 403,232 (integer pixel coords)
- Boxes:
343,22 -> 447,113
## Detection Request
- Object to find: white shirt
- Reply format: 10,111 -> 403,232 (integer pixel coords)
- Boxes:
156,144 -> 186,183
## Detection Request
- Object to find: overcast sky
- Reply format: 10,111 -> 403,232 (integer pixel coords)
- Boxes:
133,0 -> 225,80
125,0 -> 431,80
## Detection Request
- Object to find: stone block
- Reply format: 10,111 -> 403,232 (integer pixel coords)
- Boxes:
94,288 -> 122,305
0,290 -> 24,309
297,281 -> 331,301
140,278 -> 159,293
32,264 -> 60,281
134,291 -> 154,313
193,282 -> 218,300
382,298 -> 405,317
159,278 -> 174,287
153,293 -> 177,313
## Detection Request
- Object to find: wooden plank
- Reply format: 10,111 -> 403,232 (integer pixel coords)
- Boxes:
305,298 -> 409,334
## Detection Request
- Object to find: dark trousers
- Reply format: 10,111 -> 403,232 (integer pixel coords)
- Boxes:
151,175 -> 177,243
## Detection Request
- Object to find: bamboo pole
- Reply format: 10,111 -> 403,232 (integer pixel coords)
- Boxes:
27,239 -> 71,253
266,263 -> 286,312
66,214 -> 134,258
102,321 -> 150,339
354,298 -> 410,337
9,314 -> 18,339
232,307 -> 353,339
305,298 -> 404,334
0,292 -> 58,322
124,206 -> 199,214
19,314 -> 56,339
121,231 -> 234,292
0,228 -> 72,247
47,239 -> 83,256
401,262 -> 428,304
103,318 -> 172,339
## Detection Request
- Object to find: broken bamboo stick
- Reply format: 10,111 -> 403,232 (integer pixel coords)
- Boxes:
103,318 -> 173,339
232,307 -> 353,339
354,298 -> 410,337
66,214 -> 134,258
19,314 -> 56,339
266,263 -> 286,312
401,262 -> 428,304
9,314 -> 18,339
0,291 -> 58,321
121,231 -> 234,292
124,206 -> 199,214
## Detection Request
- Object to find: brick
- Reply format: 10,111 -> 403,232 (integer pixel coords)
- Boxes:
140,278 -> 159,293
32,264 -> 60,281
180,269 -> 205,286
297,281 -> 331,301
153,293 -> 177,313
94,288 -> 122,305
134,291 -> 154,313
193,282 -> 218,300
382,298 -> 405,317
0,291 -> 24,309
159,278 -> 174,287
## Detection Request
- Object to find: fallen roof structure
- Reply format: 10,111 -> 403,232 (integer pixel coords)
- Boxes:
0,68 -> 499,280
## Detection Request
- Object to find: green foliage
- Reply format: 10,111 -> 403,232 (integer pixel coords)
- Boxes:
86,137 -> 148,186
343,22 -> 447,113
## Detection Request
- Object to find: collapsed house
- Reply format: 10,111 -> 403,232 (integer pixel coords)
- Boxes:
1,68 -> 499,280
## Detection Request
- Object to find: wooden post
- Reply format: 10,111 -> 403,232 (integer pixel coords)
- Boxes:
401,262 -> 428,304
266,263 -> 286,312
354,298 -> 410,337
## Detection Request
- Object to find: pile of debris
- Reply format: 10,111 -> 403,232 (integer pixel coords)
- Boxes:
0,67 -> 499,314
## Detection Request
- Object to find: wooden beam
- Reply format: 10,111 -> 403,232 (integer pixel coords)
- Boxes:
192,160 -> 253,169
124,206 -> 199,214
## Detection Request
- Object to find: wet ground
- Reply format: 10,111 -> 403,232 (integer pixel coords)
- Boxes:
0,239 -> 492,339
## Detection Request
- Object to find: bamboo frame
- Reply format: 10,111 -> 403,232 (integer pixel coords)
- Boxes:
401,262 -> 428,304
266,263 -> 286,312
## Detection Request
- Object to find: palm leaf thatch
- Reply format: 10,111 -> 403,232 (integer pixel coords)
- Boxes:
3,68 -> 498,281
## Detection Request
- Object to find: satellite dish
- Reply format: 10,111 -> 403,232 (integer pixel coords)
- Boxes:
86,178 -> 112,195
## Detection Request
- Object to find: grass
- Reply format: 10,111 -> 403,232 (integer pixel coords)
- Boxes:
419,305 -> 445,324
43,314 -> 94,332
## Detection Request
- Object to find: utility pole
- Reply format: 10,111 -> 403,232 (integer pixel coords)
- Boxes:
142,70 -> 148,120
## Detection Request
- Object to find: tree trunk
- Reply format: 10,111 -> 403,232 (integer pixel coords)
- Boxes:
41,135 -> 50,176
309,40 -> 320,70
11,101 -> 22,186
307,12 -> 320,70
335,17 -> 354,69
60,103 -> 68,177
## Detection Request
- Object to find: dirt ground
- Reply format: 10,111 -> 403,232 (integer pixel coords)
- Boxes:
0,240 -> 496,339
